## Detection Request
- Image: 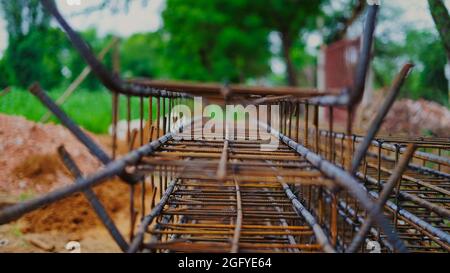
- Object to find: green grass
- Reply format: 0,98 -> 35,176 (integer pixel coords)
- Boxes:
18,191 -> 36,202
0,87 -> 171,134
1,87 -> 257,134
9,225 -> 23,238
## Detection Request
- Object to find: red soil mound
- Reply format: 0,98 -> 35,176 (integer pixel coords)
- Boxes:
0,114 -> 105,195
0,114 -> 129,234
22,180 -> 129,234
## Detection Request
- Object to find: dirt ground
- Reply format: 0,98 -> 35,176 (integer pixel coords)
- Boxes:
358,90 -> 450,137
0,114 -> 134,253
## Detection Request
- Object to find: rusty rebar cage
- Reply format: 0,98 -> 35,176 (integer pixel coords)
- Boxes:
0,1 -> 448,253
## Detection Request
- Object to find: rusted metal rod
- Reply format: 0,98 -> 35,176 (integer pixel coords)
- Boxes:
347,144 -> 416,253
217,140 -> 229,181
128,79 -> 329,97
0,120 -> 192,224
351,63 -> 414,174
368,191 -> 450,246
29,83 -> 139,185
40,0 -> 190,99
127,178 -> 179,253
269,165 -> 335,253
350,4 -> 379,106
259,122 -> 408,252
57,146 -> 129,252
231,176 -> 243,253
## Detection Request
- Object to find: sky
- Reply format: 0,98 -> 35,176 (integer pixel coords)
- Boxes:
0,0 -> 449,57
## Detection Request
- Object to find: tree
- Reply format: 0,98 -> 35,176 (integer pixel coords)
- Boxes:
162,0 -> 271,83
323,0 -> 367,43
0,57 -> 9,88
68,0 -> 143,16
373,29 -> 448,105
61,28 -> 116,90
0,0 -> 66,89
428,0 -> 450,61
0,0 -> 49,40
254,0 -> 324,86
120,32 -> 165,79
162,0 -> 328,86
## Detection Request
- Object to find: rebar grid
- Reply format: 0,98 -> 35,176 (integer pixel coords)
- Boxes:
0,2 -> 448,253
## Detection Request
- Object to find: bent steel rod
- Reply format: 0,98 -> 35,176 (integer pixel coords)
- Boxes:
356,172 -> 450,221
128,79 -> 329,98
258,122 -> 407,252
356,172 -> 450,246
351,63 -> 414,174
368,191 -> 450,246
337,199 -> 394,252
127,179 -> 178,253
307,5 -> 379,107
364,150 -> 450,180
347,144 -> 416,253
231,176 -> 243,253
29,83 -> 139,185
321,131 -> 450,168
40,0 -> 190,99
0,120 -> 192,225
58,146 -> 129,252
268,164 -> 335,253
350,4 -> 379,106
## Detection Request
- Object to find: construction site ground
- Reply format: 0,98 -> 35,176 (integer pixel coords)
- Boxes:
0,114 -> 133,253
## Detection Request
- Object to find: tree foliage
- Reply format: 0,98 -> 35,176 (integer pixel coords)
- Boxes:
161,0 -> 327,86
428,0 -> 450,61
255,0 -> 323,86
374,29 -> 448,104
162,0 -> 271,83
120,32 -> 165,79
0,0 -> 66,89
0,0 -> 448,106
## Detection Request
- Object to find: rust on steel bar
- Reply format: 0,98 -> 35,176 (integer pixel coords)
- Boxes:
0,120 -> 191,225
40,0 -> 190,99
231,176 -> 243,253
128,79 -> 331,97
347,144 -> 416,253
268,164 -> 335,253
217,140 -> 229,181
321,130 -> 450,169
57,146 -> 129,252
358,172 -> 450,221
29,83 -> 139,185
368,191 -> 450,246
259,122 -> 408,252
138,136 -> 328,253
9,1 -> 447,254
360,162 -> 450,219
127,178 -> 179,253
351,63 -> 414,174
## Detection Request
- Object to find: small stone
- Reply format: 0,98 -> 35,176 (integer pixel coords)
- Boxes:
0,238 -> 9,247
18,180 -> 27,189
26,235 -> 55,252
15,138 -> 24,145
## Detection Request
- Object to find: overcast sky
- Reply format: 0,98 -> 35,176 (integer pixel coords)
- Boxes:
0,0 -> 449,57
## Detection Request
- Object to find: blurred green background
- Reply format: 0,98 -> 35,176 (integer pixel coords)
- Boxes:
0,0 -> 449,133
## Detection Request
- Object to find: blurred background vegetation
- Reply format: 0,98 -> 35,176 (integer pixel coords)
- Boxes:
0,0 -> 449,133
